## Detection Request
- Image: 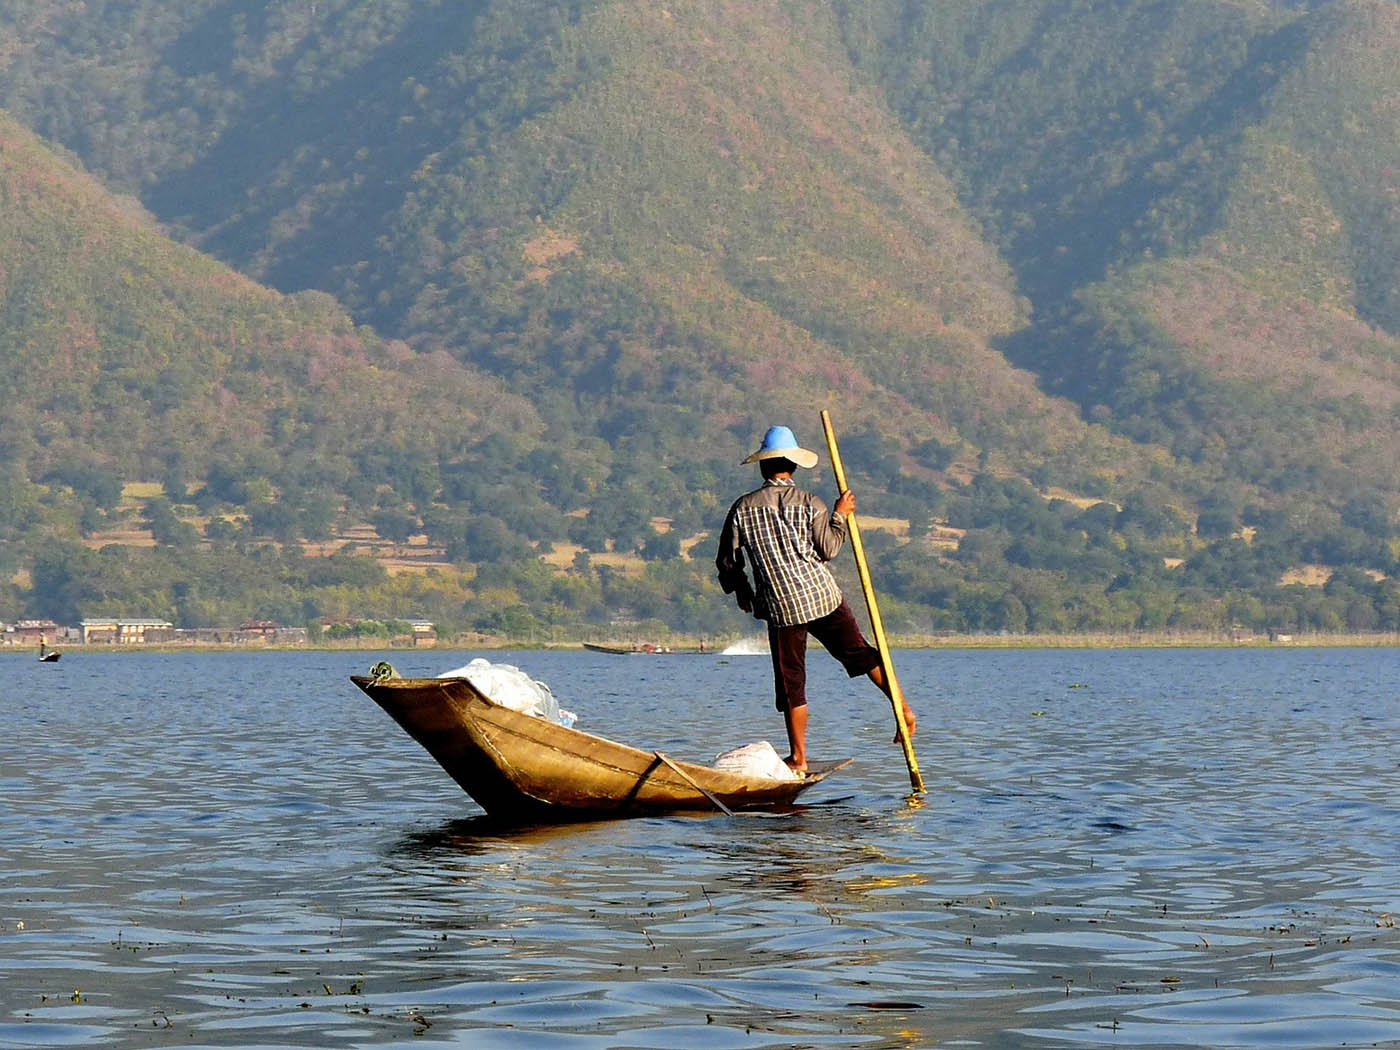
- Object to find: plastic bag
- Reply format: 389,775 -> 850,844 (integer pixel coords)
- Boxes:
438,658 -> 577,727
712,741 -> 798,781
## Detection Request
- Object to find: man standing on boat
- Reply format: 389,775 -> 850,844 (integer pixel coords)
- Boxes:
716,425 -> 916,774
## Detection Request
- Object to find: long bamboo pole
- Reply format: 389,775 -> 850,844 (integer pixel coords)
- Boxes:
820,410 -> 925,794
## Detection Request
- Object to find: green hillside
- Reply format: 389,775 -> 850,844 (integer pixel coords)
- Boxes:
0,110 -> 544,626
1002,0 -> 1400,503
0,0 -> 1144,476
2,0 -> 1400,638
843,0 -> 1399,466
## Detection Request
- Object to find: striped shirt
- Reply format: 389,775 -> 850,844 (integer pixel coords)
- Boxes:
716,477 -> 847,627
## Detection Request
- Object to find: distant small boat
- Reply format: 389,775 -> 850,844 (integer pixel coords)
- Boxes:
350,671 -> 849,822
38,642 -> 60,662
582,642 -> 674,654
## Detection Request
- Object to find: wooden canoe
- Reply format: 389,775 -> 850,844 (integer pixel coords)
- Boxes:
350,673 -> 850,822
581,642 -> 674,654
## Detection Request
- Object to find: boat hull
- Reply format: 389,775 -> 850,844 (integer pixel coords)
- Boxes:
351,675 -> 847,822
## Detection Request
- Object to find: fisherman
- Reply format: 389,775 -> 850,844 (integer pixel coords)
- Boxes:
716,425 -> 916,774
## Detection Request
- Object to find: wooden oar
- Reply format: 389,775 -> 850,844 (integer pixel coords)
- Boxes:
820,410 -> 926,794
654,751 -> 735,816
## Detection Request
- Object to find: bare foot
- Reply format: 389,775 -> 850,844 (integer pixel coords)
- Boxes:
783,756 -> 808,776
893,704 -> 916,743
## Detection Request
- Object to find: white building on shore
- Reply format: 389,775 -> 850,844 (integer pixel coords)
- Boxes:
79,618 -> 175,644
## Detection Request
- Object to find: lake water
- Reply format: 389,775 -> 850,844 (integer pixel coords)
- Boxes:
1,646 -> 1397,1049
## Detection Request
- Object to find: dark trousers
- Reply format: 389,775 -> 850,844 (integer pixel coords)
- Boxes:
767,599 -> 881,711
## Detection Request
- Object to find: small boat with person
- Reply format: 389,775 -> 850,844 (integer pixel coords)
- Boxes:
581,641 -> 635,654
582,641 -> 674,654
38,640 -> 60,662
350,664 -> 849,823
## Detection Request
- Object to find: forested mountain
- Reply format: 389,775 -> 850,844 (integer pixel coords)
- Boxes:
844,0 -> 1400,502
0,110 -> 542,627
1,0 -> 1398,638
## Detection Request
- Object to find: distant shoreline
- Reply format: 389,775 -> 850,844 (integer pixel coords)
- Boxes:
7,630 -> 1400,654
893,631 -> 1400,649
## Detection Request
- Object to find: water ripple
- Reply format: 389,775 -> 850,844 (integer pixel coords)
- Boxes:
1,648 -> 1398,1048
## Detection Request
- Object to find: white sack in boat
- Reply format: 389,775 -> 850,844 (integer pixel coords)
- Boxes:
438,658 -> 577,727
712,741 -> 799,781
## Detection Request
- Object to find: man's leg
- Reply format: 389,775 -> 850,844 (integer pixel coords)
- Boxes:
810,601 -> 917,740
783,702 -> 809,773
767,621 -> 810,771
868,663 -> 916,739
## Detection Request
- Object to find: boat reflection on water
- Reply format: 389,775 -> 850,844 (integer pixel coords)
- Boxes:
392,813 -> 623,857
392,791 -> 865,860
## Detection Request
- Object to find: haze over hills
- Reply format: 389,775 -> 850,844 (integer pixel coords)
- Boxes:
844,0 -> 1399,471
1,0 -> 1398,637
0,110 -> 544,628
0,112 -> 538,477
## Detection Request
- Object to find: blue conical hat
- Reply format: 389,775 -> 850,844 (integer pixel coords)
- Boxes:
741,425 -> 819,469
